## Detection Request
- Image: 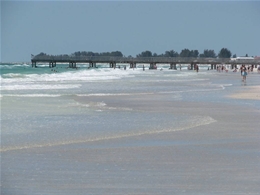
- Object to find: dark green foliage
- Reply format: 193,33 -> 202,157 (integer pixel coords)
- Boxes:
136,50 -> 153,57
218,48 -> 232,58
136,50 -> 179,58
33,48 -> 239,59
199,49 -> 216,58
72,51 -> 123,57
164,50 -> 179,57
179,49 -> 199,57
35,52 -> 49,57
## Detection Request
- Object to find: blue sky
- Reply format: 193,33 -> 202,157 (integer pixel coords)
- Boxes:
1,0 -> 260,62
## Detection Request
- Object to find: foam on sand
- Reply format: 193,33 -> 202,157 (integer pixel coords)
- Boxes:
0,116 -> 216,152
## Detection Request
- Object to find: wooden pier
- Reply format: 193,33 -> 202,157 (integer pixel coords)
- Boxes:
31,56 -> 260,69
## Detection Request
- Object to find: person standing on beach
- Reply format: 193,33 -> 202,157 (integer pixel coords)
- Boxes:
196,65 -> 199,72
240,65 -> 246,75
242,67 -> 247,82
251,65 -> 254,72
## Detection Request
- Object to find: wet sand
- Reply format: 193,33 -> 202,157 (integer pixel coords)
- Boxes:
2,89 -> 260,195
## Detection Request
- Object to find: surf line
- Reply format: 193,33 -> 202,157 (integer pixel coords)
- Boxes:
0,116 -> 216,153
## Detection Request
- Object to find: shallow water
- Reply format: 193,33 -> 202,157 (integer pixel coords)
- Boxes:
1,64 -> 223,151
1,63 -> 260,194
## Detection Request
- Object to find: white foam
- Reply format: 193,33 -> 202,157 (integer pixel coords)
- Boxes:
0,84 -> 81,91
1,67 -> 208,87
1,73 -> 25,78
221,84 -> 233,89
77,92 -> 155,97
2,94 -> 61,97
77,93 -> 132,97
65,102 -> 90,108
0,64 -> 29,69
63,101 -> 106,108
0,69 -> 139,85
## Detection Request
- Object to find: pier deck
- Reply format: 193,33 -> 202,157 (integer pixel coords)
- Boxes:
31,56 -> 260,69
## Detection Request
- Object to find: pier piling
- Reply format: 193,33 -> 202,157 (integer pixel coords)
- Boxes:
89,62 -> 96,68
130,62 -> 136,69
170,63 -> 177,70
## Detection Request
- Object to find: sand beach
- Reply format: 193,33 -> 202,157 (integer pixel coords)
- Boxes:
229,86 -> 260,100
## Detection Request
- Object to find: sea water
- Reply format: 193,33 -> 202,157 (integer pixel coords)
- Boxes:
0,64 -> 260,194
0,63 -> 259,152
1,64 -> 223,151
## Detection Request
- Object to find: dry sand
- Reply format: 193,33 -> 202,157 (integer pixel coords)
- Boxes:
228,86 -> 260,100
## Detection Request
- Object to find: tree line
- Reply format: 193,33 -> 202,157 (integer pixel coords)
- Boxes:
34,48 -> 237,59
34,51 -> 124,58
136,48 -> 233,58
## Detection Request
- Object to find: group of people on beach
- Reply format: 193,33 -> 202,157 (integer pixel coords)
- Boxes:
187,64 -> 199,72
215,64 -> 260,83
217,65 -> 229,72
51,64 -> 260,79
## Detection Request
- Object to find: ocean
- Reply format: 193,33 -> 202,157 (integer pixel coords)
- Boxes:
1,63 -> 260,194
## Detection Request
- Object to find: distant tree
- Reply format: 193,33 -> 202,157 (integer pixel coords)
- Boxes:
199,54 -> 204,57
71,51 -> 123,57
74,51 -> 81,57
80,51 -> 87,56
180,49 -> 198,57
35,52 -> 48,57
110,51 -> 123,57
218,48 -> 232,58
79,51 -> 98,56
100,52 -> 110,56
200,49 -> 216,58
99,51 -> 123,57
179,49 -> 191,57
245,54 -> 248,57
164,50 -> 179,57
155,53 -> 164,57
232,54 -> 237,58
136,51 -> 153,57
92,52 -> 100,56
190,50 -> 199,58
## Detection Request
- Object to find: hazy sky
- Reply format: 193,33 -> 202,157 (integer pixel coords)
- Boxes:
1,0 -> 260,62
